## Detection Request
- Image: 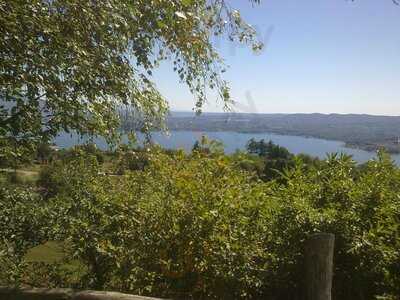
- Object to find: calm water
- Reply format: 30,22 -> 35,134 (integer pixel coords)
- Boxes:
54,131 -> 400,165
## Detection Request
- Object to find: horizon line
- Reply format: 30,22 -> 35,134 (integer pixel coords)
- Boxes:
170,110 -> 400,117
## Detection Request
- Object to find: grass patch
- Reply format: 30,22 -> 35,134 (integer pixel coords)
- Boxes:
0,168 -> 40,186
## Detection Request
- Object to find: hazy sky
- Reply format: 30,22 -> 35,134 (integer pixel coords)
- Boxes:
153,0 -> 400,115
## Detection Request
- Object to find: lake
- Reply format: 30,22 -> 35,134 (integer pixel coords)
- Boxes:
54,130 -> 400,165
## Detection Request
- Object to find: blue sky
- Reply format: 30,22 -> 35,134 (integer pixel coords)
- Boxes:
153,0 -> 400,115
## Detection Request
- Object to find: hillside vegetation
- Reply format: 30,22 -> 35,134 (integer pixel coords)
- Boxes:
1,140 -> 399,299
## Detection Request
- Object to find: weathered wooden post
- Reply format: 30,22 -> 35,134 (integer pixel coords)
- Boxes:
304,233 -> 335,300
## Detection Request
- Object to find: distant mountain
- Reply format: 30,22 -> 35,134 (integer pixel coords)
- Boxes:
165,112 -> 400,153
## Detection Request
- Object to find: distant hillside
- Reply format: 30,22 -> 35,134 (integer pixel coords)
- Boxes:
166,112 -> 400,153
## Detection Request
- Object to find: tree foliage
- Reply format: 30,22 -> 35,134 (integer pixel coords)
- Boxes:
0,0 -> 262,159
245,139 -> 321,181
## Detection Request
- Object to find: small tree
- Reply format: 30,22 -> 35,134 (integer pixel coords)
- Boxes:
0,0 -> 263,160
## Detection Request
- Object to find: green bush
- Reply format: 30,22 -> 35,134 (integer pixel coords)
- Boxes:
266,153 -> 400,299
37,153 -> 99,198
34,151 -> 274,298
55,144 -> 105,164
1,151 -> 400,299
0,187 -> 48,285
115,149 -> 149,174
36,142 -> 55,163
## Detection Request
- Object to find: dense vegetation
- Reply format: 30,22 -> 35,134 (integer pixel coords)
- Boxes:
2,1 -> 400,299
1,139 -> 399,299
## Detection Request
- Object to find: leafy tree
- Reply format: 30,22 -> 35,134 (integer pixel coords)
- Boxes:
192,135 -> 224,156
36,141 -> 54,163
246,139 -> 295,180
247,139 -> 291,160
0,0 -> 262,160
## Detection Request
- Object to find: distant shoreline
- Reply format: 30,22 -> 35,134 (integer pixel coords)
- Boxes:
139,127 -> 395,156
156,113 -> 400,155
161,128 -> 394,154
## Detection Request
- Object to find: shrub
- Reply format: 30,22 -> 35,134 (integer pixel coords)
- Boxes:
266,153 -> 400,299
1,151 -> 400,299
39,152 -> 274,298
0,187 -> 49,285
37,154 -> 99,198
115,150 -> 149,174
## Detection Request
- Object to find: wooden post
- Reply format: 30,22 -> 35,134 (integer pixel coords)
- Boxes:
304,233 -> 335,300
